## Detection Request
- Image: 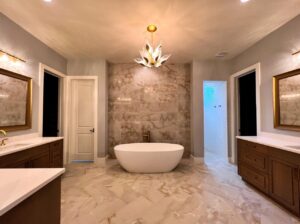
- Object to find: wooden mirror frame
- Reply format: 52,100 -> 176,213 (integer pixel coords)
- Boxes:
273,68 -> 300,131
0,68 -> 32,131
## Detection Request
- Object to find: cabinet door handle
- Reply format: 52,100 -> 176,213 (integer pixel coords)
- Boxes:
90,128 -> 95,133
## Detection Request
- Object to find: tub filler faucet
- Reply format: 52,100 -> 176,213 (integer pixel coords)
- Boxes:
142,131 -> 151,143
0,130 -> 8,146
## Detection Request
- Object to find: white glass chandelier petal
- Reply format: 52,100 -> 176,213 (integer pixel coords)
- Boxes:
135,25 -> 171,68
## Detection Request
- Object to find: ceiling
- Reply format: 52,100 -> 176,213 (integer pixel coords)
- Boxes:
1,0 -> 300,63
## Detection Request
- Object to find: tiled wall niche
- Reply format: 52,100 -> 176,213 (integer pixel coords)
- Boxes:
108,63 -> 191,158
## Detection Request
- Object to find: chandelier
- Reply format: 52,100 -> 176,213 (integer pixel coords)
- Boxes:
134,25 -> 171,68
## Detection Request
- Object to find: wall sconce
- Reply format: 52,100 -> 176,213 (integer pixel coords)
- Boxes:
0,49 -> 26,65
292,50 -> 300,56
292,50 -> 300,62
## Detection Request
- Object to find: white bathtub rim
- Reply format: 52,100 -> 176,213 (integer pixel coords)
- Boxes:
114,143 -> 184,152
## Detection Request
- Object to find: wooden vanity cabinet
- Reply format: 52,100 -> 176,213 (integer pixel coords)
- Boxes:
30,149 -> 51,168
50,140 -> 64,168
0,177 -> 62,224
6,159 -> 29,168
238,140 -> 269,194
268,148 -> 300,214
0,140 -> 63,169
238,139 -> 300,216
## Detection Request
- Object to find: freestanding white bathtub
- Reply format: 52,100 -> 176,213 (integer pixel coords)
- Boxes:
114,143 -> 184,173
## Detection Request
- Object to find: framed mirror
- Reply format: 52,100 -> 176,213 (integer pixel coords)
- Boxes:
0,68 -> 32,131
273,68 -> 300,131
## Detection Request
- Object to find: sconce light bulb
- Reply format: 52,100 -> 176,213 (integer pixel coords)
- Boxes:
11,57 -> 18,63
0,54 -> 9,62
296,54 -> 300,63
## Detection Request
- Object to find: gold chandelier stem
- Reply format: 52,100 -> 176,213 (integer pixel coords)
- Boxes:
151,32 -> 154,46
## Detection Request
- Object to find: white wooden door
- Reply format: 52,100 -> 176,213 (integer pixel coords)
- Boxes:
69,79 -> 96,161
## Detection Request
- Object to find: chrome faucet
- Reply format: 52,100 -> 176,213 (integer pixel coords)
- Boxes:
142,130 -> 151,143
0,130 -> 8,146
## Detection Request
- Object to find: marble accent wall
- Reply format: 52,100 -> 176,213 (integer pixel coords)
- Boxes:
108,63 -> 191,157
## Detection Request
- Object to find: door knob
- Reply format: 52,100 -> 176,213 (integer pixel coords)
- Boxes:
90,128 -> 95,133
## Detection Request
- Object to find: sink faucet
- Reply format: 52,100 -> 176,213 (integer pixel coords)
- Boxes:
142,130 -> 151,143
0,130 -> 8,146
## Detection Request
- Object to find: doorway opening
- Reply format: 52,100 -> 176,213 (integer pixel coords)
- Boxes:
43,72 -> 59,137
39,63 -> 67,164
203,81 -> 228,160
238,72 -> 257,136
230,63 -> 261,164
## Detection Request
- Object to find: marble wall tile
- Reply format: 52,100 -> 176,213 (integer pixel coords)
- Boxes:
108,63 -> 191,157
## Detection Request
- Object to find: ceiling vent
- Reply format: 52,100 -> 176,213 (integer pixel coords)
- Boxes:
215,52 -> 228,58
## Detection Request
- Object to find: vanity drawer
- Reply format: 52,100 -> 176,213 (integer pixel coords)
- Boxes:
238,139 -> 268,154
50,140 -> 62,149
240,148 -> 268,173
240,165 -> 269,194
0,146 -> 46,168
0,140 -> 63,169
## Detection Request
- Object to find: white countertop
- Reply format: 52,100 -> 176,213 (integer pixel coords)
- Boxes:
0,168 -> 65,216
0,137 -> 63,157
236,136 -> 300,154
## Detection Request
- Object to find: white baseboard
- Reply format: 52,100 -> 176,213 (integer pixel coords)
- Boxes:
229,156 -> 236,164
190,155 -> 204,163
95,155 -> 109,166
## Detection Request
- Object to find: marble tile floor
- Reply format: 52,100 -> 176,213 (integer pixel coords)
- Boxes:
61,154 -> 300,224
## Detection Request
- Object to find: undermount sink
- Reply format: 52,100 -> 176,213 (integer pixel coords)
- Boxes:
286,145 -> 300,150
0,143 -> 32,150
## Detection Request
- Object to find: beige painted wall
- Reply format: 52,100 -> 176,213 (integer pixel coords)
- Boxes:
191,60 -> 231,157
67,60 -> 108,157
0,13 -> 67,137
231,14 -> 300,137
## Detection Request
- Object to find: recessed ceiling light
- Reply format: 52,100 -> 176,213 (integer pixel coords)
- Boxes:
241,0 -> 250,3
215,52 -> 228,58
44,0 -> 52,2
